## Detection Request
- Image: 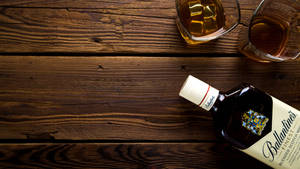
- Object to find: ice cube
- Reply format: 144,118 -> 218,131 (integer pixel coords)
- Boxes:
189,20 -> 204,36
203,5 -> 218,33
203,4 -> 217,20
203,20 -> 218,33
188,0 -> 203,17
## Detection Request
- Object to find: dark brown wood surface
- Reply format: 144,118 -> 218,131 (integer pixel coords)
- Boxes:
0,0 -> 257,53
0,56 -> 298,168
0,0 -> 298,168
0,56 -> 299,141
0,0 -> 259,8
0,143 -> 270,169
0,56 -> 299,169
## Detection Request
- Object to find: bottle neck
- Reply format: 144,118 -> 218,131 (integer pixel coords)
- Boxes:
198,85 -> 220,111
179,75 -> 220,111
209,92 -> 226,113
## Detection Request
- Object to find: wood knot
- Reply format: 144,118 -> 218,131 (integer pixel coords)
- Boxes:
91,37 -> 102,43
98,65 -> 104,71
181,65 -> 187,70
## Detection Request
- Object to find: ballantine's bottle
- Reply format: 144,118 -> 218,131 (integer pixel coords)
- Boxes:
179,75 -> 300,169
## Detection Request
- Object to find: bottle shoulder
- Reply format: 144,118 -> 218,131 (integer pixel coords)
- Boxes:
210,83 -> 255,113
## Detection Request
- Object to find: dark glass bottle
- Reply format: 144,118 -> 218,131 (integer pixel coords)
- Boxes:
179,75 -> 300,169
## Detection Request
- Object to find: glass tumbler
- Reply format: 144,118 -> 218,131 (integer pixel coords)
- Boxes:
175,0 -> 240,45
239,0 -> 300,62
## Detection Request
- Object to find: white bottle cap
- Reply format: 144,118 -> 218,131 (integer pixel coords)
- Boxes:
179,75 -> 219,111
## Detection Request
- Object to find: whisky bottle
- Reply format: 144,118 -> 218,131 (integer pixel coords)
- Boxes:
179,75 -> 300,169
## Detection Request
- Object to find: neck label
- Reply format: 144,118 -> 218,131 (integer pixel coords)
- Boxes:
199,86 -> 219,111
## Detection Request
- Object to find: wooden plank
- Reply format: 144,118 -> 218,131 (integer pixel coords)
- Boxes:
0,1 -> 256,53
0,143 -> 271,169
0,56 -> 299,140
0,0 -> 260,9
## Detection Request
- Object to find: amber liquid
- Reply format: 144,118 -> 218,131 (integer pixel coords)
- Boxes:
210,84 -> 273,149
177,0 -> 225,44
246,15 -> 289,61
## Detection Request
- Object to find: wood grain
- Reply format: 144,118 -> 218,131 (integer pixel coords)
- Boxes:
0,0 -> 259,53
0,0 -> 260,9
0,56 -> 299,140
0,143 -> 271,169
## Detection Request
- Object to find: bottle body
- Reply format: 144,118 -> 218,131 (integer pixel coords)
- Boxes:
210,83 -> 273,150
179,75 -> 300,169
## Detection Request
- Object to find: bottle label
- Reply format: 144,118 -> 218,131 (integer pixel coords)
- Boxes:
242,96 -> 300,169
199,86 -> 219,111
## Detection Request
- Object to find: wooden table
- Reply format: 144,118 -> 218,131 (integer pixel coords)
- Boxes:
0,0 -> 299,168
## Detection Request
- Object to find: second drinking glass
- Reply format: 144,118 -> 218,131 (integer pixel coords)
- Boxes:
239,0 -> 300,62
